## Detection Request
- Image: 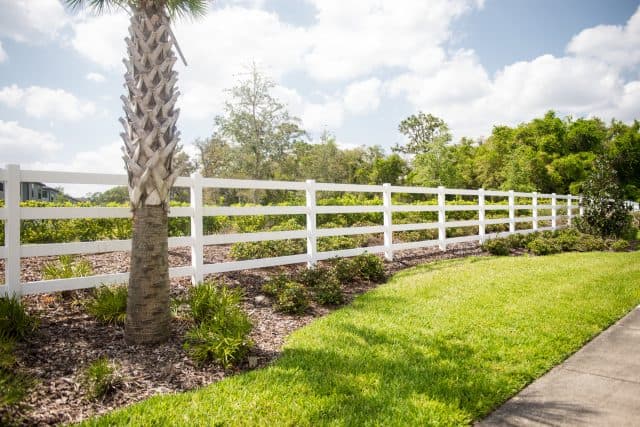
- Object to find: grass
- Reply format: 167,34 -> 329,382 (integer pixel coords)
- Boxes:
85,251 -> 640,426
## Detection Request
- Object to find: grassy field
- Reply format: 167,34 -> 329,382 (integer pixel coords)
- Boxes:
85,251 -> 640,426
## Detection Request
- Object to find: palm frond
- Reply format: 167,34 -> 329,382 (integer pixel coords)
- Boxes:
65,0 -> 210,19
63,0 -> 128,14
165,0 -> 209,20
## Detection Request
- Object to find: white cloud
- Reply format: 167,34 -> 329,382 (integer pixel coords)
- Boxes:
344,78 -> 382,114
303,0 -> 481,81
0,0 -> 68,43
0,121 -> 61,165
0,85 -> 96,121
0,41 -> 6,62
301,99 -> 345,132
567,6 -> 640,68
86,72 -> 106,83
71,12 -> 129,70
26,141 -> 127,197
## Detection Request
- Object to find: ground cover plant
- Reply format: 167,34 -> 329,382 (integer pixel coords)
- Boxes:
0,296 -> 37,422
183,282 -> 254,368
85,285 -> 128,325
85,251 -> 640,426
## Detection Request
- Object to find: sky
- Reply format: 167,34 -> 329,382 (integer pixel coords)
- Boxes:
0,0 -> 639,196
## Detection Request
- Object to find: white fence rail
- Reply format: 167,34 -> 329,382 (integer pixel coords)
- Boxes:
0,164 -> 635,297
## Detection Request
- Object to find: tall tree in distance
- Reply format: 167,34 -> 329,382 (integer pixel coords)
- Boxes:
395,112 -> 452,155
215,64 -> 306,181
65,0 -> 208,345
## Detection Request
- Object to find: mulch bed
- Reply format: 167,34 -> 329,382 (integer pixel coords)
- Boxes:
3,243 -> 483,426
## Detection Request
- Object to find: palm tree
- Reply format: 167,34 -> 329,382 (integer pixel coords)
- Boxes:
66,0 -> 207,345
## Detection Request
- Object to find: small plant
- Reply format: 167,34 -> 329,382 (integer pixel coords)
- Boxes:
1,337 -> 33,418
261,274 -> 289,298
313,276 -> 344,306
482,238 -> 510,256
527,238 -> 562,256
353,254 -> 386,282
0,296 -> 37,341
184,320 -> 253,368
189,282 -> 244,324
575,234 -> 606,252
298,267 -> 344,305
81,357 -> 123,400
42,255 -> 93,280
554,228 -> 580,251
504,233 -> 526,249
85,285 -> 127,325
610,239 -> 630,252
274,282 -> 310,314
333,257 -> 358,284
184,282 -> 254,367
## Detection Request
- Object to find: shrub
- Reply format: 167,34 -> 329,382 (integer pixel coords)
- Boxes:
42,255 -> 93,280
575,234 -> 606,252
482,238 -> 510,256
577,158 -> 632,238
229,239 -> 305,260
298,267 -> 344,306
81,357 -> 123,400
353,254 -> 386,282
333,257 -> 358,284
610,239 -> 630,252
85,285 -> 127,325
554,228 -> 581,251
274,282 -> 310,314
184,320 -> 253,368
527,238 -> 562,256
312,276 -> 344,306
261,275 -> 289,297
0,338 -> 33,416
189,282 -> 244,325
0,296 -> 37,341
504,233 -> 527,249
184,282 -> 253,367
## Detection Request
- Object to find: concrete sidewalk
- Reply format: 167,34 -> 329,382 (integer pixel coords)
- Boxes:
479,306 -> 640,427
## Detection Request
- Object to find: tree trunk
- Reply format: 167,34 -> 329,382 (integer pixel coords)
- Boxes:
121,6 -> 181,345
126,205 -> 170,344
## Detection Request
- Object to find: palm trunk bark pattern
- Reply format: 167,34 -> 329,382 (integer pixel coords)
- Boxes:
121,5 -> 181,345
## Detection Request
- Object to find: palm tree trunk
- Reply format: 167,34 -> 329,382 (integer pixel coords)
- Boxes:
121,5 -> 181,345
126,205 -> 170,344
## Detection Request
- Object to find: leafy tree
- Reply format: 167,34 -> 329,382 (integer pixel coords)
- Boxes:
578,157 -> 631,238
395,112 -> 451,155
607,120 -> 640,201
65,0 -> 208,345
89,186 -> 129,205
214,64 -> 306,181
369,153 -> 407,185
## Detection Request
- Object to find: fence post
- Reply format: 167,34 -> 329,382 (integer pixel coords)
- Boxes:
5,164 -> 21,296
579,196 -> 584,217
567,196 -> 572,227
478,188 -> 485,244
190,172 -> 204,285
551,193 -> 557,231
508,190 -> 515,234
437,186 -> 446,251
532,192 -> 538,232
382,183 -> 393,261
305,179 -> 317,267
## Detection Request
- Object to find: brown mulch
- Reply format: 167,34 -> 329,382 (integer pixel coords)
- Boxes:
3,242 -> 484,426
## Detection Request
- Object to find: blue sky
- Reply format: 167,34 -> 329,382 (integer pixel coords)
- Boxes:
0,0 -> 639,196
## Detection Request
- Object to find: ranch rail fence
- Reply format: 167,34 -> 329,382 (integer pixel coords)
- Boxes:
1,164 -> 638,297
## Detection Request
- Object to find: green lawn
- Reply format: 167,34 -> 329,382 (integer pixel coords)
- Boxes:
86,252 -> 640,426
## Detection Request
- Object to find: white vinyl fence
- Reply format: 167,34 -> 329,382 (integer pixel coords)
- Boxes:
0,163 -> 620,297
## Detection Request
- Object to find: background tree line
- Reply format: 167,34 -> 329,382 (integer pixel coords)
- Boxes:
91,67 -> 640,205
